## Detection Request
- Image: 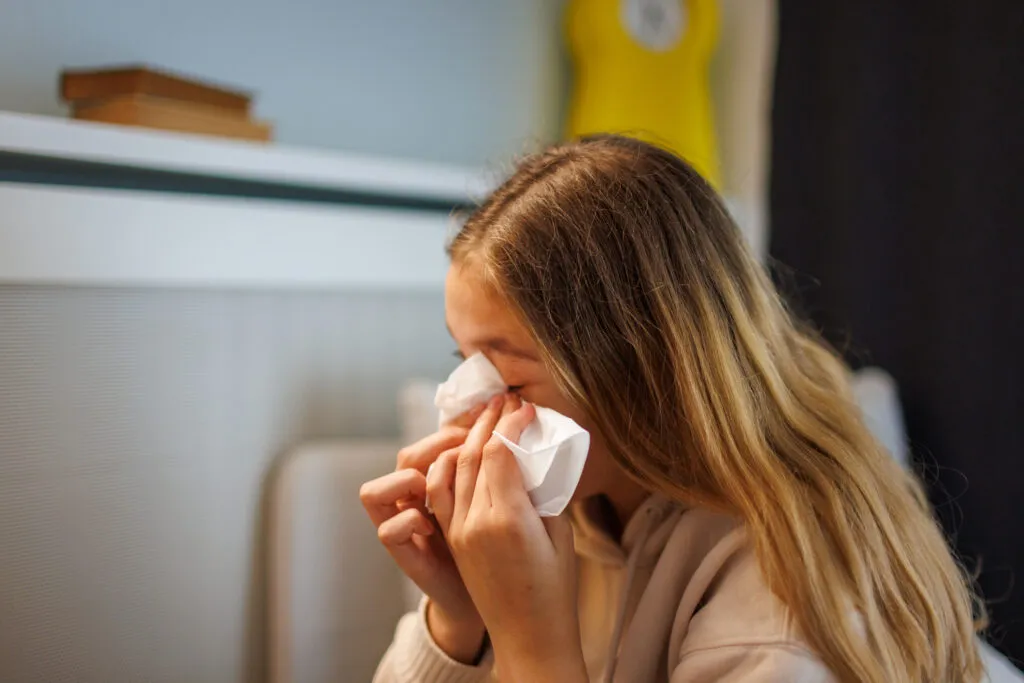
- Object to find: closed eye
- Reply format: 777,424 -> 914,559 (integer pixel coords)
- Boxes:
449,349 -> 524,393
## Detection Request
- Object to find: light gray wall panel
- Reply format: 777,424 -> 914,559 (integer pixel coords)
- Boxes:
0,285 -> 453,683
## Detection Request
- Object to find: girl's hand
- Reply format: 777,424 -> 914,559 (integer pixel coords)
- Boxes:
428,394 -> 587,682
359,407 -> 487,663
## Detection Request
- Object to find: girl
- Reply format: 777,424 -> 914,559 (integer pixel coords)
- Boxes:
360,135 -> 983,682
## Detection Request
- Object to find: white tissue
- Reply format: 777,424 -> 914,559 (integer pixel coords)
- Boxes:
433,353 -> 590,516
434,352 -> 506,425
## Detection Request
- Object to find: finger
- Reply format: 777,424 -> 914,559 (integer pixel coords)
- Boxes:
396,426 -> 469,471
499,392 -> 521,418
492,398 -> 534,446
469,457 -> 492,515
483,402 -> 536,505
378,507 -> 435,546
359,469 -> 427,526
481,440 -> 530,508
423,445 -> 459,513
426,448 -> 459,536
465,394 -> 505,456
446,402 -> 488,430
453,395 -> 504,527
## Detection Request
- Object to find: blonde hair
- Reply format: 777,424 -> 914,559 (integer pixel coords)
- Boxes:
449,135 -> 984,683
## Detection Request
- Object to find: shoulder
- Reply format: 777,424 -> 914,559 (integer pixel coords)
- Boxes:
664,508 -> 836,682
671,642 -> 833,682
678,519 -> 800,653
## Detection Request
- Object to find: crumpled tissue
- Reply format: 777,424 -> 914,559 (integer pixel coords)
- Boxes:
433,353 -> 590,516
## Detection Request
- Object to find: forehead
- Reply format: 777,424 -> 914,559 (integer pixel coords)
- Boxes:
444,263 -> 532,347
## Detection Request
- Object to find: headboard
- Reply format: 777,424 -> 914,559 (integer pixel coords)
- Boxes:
267,440 -> 406,683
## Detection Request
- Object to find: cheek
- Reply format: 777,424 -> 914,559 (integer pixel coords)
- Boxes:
516,385 -> 619,495
574,432 -> 619,499
518,385 -> 588,428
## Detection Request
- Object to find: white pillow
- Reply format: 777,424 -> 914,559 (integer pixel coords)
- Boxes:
850,366 -> 910,467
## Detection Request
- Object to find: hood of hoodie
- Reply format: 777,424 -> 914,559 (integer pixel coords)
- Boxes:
570,493 -> 685,569
569,493 -> 689,683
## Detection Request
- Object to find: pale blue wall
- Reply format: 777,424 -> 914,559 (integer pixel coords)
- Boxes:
0,0 -> 566,166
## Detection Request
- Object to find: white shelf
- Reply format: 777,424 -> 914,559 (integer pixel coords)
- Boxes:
0,111 -> 489,290
0,110 -> 492,201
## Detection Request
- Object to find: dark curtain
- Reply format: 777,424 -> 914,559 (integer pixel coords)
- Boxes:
770,1 -> 1024,662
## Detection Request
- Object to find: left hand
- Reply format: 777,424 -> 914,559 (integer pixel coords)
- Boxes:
427,393 -> 587,682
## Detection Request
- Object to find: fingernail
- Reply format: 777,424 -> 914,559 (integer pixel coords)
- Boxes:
488,395 -> 502,409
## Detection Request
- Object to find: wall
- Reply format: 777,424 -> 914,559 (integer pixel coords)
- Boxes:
0,0 -> 566,167
0,286 -> 455,683
0,0 -> 774,250
0,2 -> 778,681
0,3 -> 567,680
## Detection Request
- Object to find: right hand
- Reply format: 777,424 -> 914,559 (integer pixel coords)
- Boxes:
359,407 -> 487,663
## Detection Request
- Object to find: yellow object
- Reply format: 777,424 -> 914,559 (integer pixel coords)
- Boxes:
565,0 -> 721,186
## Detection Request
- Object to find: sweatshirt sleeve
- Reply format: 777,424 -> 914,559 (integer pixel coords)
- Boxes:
669,643 -> 835,683
372,598 -> 493,683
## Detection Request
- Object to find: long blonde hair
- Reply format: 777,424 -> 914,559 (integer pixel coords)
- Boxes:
449,135 -> 984,683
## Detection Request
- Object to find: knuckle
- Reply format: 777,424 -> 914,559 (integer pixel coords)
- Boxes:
460,525 -> 480,546
504,525 -> 526,546
507,517 -> 526,537
448,530 -> 466,552
462,519 -> 490,544
425,477 -> 442,499
426,455 -> 453,494
507,501 -> 531,520
431,450 -> 452,471
358,481 -> 375,504
395,446 -> 415,468
493,514 -> 523,540
456,450 -> 479,472
394,468 -> 417,489
482,440 -> 505,458
377,512 -> 413,545
442,425 -> 468,440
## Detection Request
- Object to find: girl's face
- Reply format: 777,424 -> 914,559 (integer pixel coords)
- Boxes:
444,261 -> 643,511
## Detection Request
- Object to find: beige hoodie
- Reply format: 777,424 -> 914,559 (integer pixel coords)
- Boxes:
373,495 -> 836,682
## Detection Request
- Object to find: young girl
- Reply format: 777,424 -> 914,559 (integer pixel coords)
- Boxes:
360,135 -> 983,682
